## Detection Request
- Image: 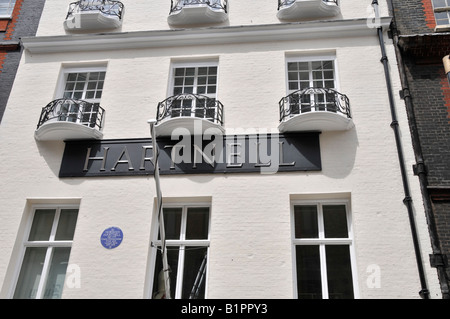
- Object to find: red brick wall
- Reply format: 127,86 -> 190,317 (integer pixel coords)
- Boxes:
440,74 -> 450,124
0,51 -> 6,73
422,0 -> 436,30
3,0 -> 23,41
0,0 -> 23,73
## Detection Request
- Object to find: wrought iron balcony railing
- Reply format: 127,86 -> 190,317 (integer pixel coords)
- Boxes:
170,0 -> 228,14
37,98 -> 105,131
156,93 -> 224,126
278,0 -> 339,10
66,0 -> 124,20
279,87 -> 350,123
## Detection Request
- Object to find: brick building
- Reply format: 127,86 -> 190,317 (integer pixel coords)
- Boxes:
0,0 -> 45,122
389,0 -> 450,299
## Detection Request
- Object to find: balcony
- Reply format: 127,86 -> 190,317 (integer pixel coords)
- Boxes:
155,93 -> 224,136
35,99 -> 105,141
64,0 -> 124,31
168,0 -> 228,27
277,0 -> 340,21
278,87 -> 353,132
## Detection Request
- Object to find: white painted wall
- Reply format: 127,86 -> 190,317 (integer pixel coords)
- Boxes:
36,0 -> 391,36
0,0 -> 441,299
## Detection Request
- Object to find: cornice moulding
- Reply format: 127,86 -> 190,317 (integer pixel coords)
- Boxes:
21,17 -> 392,54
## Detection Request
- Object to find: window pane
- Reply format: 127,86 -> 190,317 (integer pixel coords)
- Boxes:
28,209 -> 55,241
433,0 -> 446,8
175,68 -> 185,76
152,247 -> 180,299
185,68 -> 195,76
326,245 -> 354,299
43,247 -> 71,299
295,245 -> 322,299
323,205 -> 348,238
182,247 -> 208,299
208,67 -> 217,75
294,206 -> 318,238
55,209 -> 79,240
13,247 -> 47,299
287,62 -> 298,71
311,61 -> 322,70
162,208 -> 182,240
186,207 -> 209,240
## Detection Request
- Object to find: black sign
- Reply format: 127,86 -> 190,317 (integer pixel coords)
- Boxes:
59,133 -> 321,177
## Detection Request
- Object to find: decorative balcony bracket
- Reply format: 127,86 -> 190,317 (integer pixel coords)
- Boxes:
168,0 -> 228,26
278,87 -> 353,132
277,0 -> 340,21
64,0 -> 124,31
35,98 -> 105,141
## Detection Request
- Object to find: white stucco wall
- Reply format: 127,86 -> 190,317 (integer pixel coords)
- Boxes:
0,0 -> 441,299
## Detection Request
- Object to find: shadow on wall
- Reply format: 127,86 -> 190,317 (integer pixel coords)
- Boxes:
320,127 -> 359,179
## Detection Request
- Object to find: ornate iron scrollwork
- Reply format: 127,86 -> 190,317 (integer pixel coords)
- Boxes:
37,98 -> 105,131
156,93 -> 224,125
66,0 -> 124,19
277,0 -> 338,10
279,87 -> 350,122
170,0 -> 228,14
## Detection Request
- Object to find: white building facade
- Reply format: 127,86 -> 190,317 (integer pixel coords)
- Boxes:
0,0 -> 442,299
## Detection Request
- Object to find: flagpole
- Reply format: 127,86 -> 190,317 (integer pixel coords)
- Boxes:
148,119 -> 171,299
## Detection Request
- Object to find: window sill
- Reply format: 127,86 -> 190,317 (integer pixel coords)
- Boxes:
434,25 -> 450,32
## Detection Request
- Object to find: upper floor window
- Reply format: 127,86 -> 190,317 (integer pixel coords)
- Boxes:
433,0 -> 450,29
0,0 -> 16,18
292,200 -> 357,299
155,61 -> 224,136
62,69 -> 106,103
13,206 -> 79,299
58,67 -> 106,127
287,58 -> 336,93
167,62 -> 219,119
286,57 -> 338,112
172,64 -> 218,98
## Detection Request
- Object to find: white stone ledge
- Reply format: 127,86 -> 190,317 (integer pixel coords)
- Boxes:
21,17 -> 392,54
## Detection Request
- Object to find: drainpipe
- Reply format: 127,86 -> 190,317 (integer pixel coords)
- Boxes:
372,0 -> 430,299
148,119 -> 172,299
386,1 -> 450,300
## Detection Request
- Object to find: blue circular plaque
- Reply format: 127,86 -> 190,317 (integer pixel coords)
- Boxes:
100,227 -> 123,249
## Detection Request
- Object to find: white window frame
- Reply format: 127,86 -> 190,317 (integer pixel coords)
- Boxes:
285,55 -> 340,96
166,60 -> 220,121
432,0 -> 450,31
56,66 -> 107,103
151,202 -> 211,299
168,61 -> 219,98
290,199 -> 359,299
54,65 -> 107,127
11,204 -> 79,299
0,0 -> 16,18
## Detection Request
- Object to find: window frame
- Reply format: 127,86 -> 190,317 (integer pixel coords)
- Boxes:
56,66 -> 107,103
168,61 -> 219,98
54,65 -> 107,127
432,0 -> 450,30
285,55 -> 339,96
11,204 -> 79,299
0,0 -> 16,19
151,202 -> 211,299
290,199 -> 359,299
